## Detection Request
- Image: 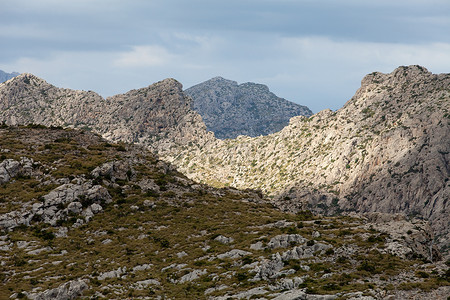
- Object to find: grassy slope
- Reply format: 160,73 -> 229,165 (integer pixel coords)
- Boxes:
0,126 -> 448,299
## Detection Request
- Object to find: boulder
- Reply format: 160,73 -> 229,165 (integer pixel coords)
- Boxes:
26,279 -> 88,300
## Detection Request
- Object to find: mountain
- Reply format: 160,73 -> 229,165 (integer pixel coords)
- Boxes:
0,66 -> 448,255
168,66 -> 450,252
185,77 -> 312,139
0,70 -> 20,83
0,126 -> 448,299
0,73 -> 213,154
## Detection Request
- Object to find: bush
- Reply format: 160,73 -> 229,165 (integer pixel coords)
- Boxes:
242,256 -> 253,265
416,271 -> 429,278
357,261 -> 376,272
235,272 -> 248,282
325,248 -> 335,255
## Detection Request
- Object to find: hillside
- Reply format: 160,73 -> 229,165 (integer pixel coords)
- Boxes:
185,77 -> 312,139
0,65 -> 448,255
0,126 -> 448,299
0,74 -> 213,154
167,66 -> 450,253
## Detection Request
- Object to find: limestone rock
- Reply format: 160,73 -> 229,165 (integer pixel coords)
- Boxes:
26,279 -> 88,300
0,159 -> 20,184
217,249 -> 252,260
267,234 -> 306,249
0,182 -> 110,231
98,267 -> 126,280
271,289 -> 337,300
177,269 -> 207,283
269,276 -> 305,291
1,66 -> 449,253
133,279 -> 160,289
167,66 -> 450,253
91,160 -> 134,182
214,235 -> 234,244
185,76 -> 312,139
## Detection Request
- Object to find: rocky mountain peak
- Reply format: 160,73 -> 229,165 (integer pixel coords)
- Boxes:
360,65 -> 431,88
185,77 -> 312,139
0,74 -> 213,154
1,73 -> 46,92
206,76 -> 238,85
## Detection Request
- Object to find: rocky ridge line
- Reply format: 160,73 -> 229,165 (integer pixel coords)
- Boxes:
185,76 -> 312,139
0,66 -> 448,254
166,66 -> 450,253
0,74 -> 214,154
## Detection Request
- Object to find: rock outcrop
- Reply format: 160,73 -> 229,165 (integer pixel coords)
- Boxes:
25,279 -> 89,300
185,76 -> 312,139
168,66 -> 450,252
0,66 -> 448,253
0,74 -> 213,154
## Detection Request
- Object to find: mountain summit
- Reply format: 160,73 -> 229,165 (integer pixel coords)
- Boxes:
185,77 -> 312,139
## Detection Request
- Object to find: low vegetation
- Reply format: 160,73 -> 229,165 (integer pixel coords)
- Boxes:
0,127 -> 448,299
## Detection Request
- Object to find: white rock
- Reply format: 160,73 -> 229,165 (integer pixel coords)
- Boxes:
267,234 -> 306,249
90,203 -> 103,214
177,251 -> 188,258
250,241 -> 264,250
55,227 -> 68,238
133,279 -> 160,289
26,279 -> 89,300
177,269 -> 207,283
132,264 -> 153,272
214,235 -> 234,244
204,284 -> 228,295
217,249 -> 252,260
0,159 -> 20,184
98,267 -> 126,280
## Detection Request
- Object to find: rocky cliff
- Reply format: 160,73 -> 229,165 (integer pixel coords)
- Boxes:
168,66 -> 450,252
0,73 -> 213,154
0,127 -> 448,299
185,77 -> 312,139
0,66 -> 448,254
0,70 -> 19,83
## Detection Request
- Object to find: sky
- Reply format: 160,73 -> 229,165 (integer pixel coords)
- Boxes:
1,0 -> 450,113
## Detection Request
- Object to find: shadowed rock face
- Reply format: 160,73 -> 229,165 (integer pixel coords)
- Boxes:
185,76 -> 312,139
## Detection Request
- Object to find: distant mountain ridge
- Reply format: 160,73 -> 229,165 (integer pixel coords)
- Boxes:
185,77 -> 312,139
0,66 -> 448,254
0,70 -> 20,83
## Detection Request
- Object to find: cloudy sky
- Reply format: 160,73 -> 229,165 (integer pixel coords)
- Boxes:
1,0 -> 450,112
